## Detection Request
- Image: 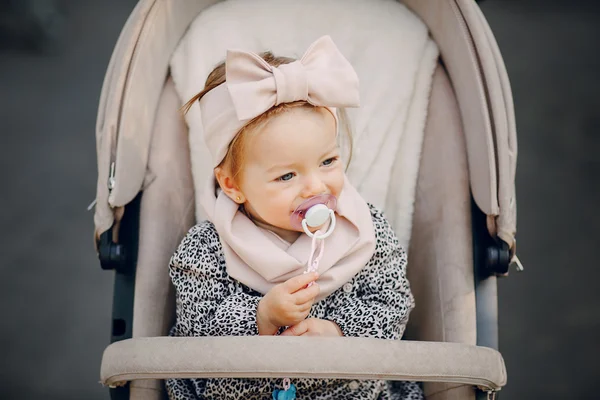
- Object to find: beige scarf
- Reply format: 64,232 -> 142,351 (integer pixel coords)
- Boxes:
201,176 -> 375,301
198,36 -> 375,300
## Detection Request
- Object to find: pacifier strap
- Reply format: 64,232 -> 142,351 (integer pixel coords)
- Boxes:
305,230 -> 324,288
307,230 -> 325,273
277,232 -> 325,398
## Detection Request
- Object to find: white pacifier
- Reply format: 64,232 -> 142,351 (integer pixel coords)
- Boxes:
290,194 -> 337,239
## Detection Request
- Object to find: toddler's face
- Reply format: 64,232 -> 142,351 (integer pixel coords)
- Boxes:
239,107 -> 344,239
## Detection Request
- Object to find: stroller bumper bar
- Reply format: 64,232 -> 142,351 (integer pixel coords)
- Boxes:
100,337 -> 506,391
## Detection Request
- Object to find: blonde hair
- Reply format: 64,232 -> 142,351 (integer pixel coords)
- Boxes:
182,52 -> 354,182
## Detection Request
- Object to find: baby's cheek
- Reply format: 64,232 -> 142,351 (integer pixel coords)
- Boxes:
332,171 -> 345,197
262,193 -> 291,218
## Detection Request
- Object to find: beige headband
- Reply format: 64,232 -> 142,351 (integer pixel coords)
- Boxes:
199,35 -> 360,167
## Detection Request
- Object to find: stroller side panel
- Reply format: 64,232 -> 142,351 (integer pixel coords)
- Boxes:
129,76 -> 196,400
131,77 -> 195,339
406,65 -> 476,400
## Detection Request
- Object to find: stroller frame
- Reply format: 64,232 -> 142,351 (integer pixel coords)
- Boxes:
94,1 -> 518,399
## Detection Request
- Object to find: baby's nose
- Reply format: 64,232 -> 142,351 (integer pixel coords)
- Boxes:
301,175 -> 327,198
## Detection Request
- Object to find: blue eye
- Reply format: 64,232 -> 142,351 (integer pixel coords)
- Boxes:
278,173 -> 295,182
322,157 -> 338,166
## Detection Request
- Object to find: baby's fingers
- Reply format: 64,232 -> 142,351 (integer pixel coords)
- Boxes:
293,283 -> 320,305
281,320 -> 310,336
284,272 -> 319,294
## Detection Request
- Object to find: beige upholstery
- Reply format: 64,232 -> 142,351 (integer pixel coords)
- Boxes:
129,78 -> 195,400
405,66 -> 476,399
101,337 -> 506,391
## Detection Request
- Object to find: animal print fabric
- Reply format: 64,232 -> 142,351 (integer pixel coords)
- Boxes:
166,205 -> 423,399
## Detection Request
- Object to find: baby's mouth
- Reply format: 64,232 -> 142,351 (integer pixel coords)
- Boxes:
290,194 -> 337,232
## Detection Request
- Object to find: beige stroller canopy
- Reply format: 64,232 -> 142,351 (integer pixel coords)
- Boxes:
94,0 -> 517,399
95,0 -> 516,247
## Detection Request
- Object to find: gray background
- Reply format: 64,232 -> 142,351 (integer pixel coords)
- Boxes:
0,1 -> 598,399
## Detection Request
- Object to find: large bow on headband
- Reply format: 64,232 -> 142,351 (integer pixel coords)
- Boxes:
198,35 -> 360,167
225,35 -> 360,121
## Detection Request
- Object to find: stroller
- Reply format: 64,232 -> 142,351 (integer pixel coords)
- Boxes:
94,0 -> 520,399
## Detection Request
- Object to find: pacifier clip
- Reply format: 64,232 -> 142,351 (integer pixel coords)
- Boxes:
273,196 -> 336,400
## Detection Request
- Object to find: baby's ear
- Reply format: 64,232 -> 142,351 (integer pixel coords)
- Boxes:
214,167 -> 245,204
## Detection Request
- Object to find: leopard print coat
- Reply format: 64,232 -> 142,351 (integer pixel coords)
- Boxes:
166,205 -> 423,400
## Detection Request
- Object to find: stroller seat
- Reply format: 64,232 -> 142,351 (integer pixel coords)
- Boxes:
94,1 -> 517,399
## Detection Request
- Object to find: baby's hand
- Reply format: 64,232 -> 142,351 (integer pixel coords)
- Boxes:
280,318 -> 343,337
257,272 -> 320,335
